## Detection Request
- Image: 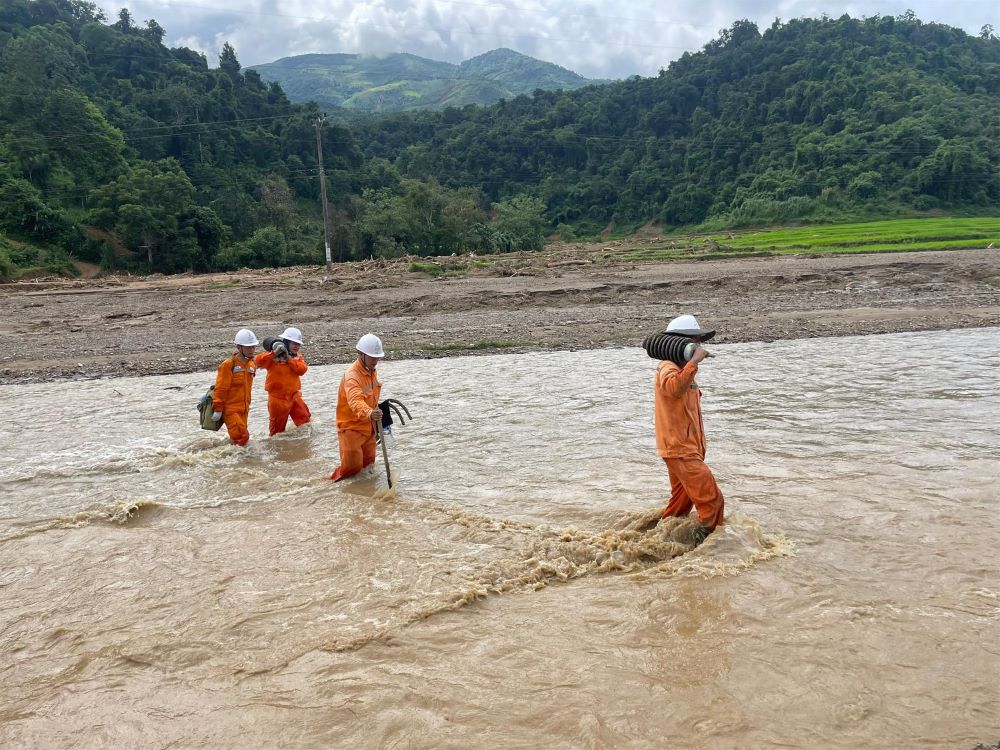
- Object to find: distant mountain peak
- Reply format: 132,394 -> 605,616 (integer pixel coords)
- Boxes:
247,48 -> 602,112
464,47 -> 525,60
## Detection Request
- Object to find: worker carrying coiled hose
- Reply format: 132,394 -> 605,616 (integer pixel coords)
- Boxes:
256,327 -> 311,436
644,314 -> 724,544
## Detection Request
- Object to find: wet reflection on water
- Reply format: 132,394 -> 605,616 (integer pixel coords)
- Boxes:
0,328 -> 997,748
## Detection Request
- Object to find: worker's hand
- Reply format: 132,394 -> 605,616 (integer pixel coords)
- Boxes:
211,411 -> 222,421
690,345 -> 710,364
272,341 -> 287,357
370,408 -> 383,425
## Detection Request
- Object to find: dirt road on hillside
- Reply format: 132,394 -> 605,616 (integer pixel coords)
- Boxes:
0,245 -> 998,384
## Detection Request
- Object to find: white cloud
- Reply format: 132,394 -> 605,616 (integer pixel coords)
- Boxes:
96,0 -> 998,79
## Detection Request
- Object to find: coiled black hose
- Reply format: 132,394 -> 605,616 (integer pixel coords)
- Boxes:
642,333 -> 694,366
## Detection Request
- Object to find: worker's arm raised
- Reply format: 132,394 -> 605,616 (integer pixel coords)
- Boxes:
659,360 -> 698,398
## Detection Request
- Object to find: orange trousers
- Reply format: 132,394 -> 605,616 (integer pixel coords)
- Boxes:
267,393 -> 311,436
329,428 -> 376,481
661,457 -> 725,529
223,411 -> 250,446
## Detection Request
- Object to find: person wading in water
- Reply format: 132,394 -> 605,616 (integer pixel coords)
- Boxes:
652,314 -> 724,544
211,328 -> 259,446
329,334 -> 385,481
255,326 -> 311,436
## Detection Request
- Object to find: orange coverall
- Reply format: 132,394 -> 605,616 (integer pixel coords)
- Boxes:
254,351 -> 311,436
329,359 -> 382,481
212,353 -> 257,446
654,359 -> 725,529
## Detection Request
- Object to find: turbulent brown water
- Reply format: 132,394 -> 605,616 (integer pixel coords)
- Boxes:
0,328 -> 997,748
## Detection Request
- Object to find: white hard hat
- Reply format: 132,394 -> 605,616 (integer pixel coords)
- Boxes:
664,314 -> 715,341
280,327 -> 303,345
234,328 -> 258,346
356,333 -> 385,358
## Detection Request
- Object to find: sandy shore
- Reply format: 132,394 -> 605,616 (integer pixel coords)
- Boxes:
1,243 -> 998,384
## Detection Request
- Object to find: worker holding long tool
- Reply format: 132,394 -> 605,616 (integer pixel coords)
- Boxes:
653,314 -> 724,544
329,334 -> 385,481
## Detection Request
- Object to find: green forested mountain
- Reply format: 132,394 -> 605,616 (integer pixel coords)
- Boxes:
352,16 -> 999,234
0,0 -> 355,275
0,2 -> 997,278
247,48 -> 599,112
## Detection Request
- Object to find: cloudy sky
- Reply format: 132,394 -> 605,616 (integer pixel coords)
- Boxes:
93,0 -> 997,80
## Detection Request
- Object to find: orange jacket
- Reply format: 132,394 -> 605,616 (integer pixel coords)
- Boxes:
254,351 -> 308,399
213,353 -> 257,415
336,359 -> 382,433
654,360 -> 707,460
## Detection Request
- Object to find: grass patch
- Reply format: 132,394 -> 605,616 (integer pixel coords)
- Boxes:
209,280 -> 239,289
409,261 -> 443,276
409,261 -> 468,277
620,218 -> 999,262
420,339 -> 523,352
708,218 -> 999,253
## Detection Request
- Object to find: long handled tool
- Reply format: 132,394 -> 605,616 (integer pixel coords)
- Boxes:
376,419 -> 392,488
379,399 -> 412,428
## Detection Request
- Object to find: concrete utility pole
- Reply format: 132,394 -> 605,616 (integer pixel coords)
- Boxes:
315,117 -> 333,268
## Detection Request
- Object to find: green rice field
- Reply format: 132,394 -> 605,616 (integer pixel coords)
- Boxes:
621,218 -> 1000,261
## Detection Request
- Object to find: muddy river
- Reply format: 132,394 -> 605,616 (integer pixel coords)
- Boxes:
0,328 -> 997,748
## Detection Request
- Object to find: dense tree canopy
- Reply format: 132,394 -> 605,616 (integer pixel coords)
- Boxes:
352,14 -> 999,233
0,1 -> 996,276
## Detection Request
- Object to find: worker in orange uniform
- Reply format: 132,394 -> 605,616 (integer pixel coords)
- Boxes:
255,326 -> 311,436
212,328 -> 259,446
329,334 -> 385,481
654,314 -> 724,544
